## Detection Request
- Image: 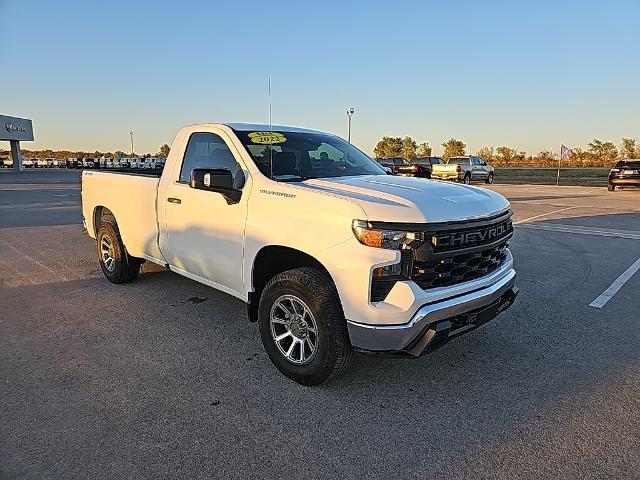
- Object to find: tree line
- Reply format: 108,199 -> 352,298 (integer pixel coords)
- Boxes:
0,144 -> 171,161
374,136 -> 639,167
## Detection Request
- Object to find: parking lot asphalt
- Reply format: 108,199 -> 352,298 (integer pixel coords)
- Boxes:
1,170 -> 640,479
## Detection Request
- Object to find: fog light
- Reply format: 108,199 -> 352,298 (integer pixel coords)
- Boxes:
373,263 -> 402,279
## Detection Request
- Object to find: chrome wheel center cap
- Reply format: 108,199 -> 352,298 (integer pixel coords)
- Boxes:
289,317 -> 307,339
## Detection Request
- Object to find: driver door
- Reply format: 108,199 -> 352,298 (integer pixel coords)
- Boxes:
162,130 -> 248,297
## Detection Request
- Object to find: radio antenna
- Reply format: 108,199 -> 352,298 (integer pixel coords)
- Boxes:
268,75 -> 272,131
268,75 -> 274,179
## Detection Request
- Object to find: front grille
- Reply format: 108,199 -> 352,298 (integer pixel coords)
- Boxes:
369,211 -> 512,302
412,242 -> 508,289
430,217 -> 513,253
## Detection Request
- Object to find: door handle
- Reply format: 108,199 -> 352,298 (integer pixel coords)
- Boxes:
167,197 -> 181,204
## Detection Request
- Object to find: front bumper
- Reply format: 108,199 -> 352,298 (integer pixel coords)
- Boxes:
347,268 -> 517,356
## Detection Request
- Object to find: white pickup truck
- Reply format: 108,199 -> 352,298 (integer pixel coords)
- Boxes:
82,123 -> 517,385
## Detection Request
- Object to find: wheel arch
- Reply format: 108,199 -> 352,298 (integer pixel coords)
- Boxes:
248,245 -> 339,323
92,206 -> 116,236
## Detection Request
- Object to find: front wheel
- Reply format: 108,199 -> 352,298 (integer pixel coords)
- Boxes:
485,173 -> 494,184
258,268 -> 353,386
97,223 -> 141,284
608,184 -> 615,191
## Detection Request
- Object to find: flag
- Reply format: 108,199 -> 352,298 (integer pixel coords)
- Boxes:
561,144 -> 574,161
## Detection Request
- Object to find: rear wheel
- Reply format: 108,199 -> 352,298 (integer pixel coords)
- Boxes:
97,223 -> 141,284
485,173 -> 494,184
258,267 -> 353,386
463,173 -> 471,184
608,184 -> 615,191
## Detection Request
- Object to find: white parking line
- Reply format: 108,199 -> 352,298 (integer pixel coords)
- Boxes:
7,245 -> 58,275
513,206 -> 579,225
518,223 -> 640,240
589,257 -> 640,308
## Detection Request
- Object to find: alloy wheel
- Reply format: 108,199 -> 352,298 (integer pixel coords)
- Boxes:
270,295 -> 319,365
100,235 -> 116,272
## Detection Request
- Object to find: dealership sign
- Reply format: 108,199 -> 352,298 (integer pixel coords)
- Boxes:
0,115 -> 34,141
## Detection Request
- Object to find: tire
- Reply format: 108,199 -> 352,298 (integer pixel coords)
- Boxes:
258,267 -> 353,386
608,184 -> 615,191
463,173 -> 471,184
485,173 -> 494,184
96,223 -> 141,284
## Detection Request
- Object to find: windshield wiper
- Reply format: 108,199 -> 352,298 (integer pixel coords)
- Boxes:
274,175 -> 312,182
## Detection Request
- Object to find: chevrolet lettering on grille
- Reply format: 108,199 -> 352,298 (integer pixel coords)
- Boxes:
432,220 -> 512,249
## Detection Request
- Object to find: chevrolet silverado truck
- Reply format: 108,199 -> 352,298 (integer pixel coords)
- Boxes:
431,156 -> 495,184
81,123 -> 517,385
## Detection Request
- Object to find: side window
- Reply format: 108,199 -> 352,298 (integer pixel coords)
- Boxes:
471,157 -> 479,165
179,132 -> 244,187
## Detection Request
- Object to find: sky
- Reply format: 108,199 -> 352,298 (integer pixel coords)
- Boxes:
1,0 -> 638,156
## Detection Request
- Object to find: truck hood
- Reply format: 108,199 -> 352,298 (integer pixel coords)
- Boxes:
300,175 -> 510,223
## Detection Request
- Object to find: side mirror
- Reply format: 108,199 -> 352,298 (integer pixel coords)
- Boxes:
190,168 -> 242,204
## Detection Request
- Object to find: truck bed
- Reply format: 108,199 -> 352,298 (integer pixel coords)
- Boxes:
81,170 -> 164,262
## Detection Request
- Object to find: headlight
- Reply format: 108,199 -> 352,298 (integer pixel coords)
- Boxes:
352,220 -> 424,250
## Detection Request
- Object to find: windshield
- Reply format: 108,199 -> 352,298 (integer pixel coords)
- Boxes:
447,157 -> 470,165
234,129 -> 386,181
615,160 -> 640,169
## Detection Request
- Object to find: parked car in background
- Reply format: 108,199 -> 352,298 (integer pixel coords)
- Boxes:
23,158 -> 35,168
431,156 -> 494,184
66,158 -> 79,169
131,157 -> 146,168
82,158 -> 96,169
37,159 -> 48,168
395,156 -> 444,179
608,159 -> 640,191
376,157 -> 408,174
0,157 -> 13,168
139,157 -> 165,170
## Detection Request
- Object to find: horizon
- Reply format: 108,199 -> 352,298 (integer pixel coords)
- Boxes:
1,0 -> 638,156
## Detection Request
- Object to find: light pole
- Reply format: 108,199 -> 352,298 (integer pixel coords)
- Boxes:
346,107 -> 355,143
130,131 -> 134,156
